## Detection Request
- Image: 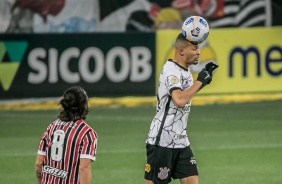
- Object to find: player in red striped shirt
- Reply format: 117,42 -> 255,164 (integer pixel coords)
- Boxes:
35,86 -> 98,184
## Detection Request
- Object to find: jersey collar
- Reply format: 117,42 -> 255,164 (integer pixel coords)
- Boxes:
168,59 -> 188,71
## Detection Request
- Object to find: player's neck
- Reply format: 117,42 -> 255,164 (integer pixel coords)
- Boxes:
173,57 -> 189,69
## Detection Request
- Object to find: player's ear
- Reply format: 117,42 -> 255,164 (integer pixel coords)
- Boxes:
178,48 -> 184,56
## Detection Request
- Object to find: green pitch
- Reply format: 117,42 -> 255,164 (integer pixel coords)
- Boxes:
0,100 -> 281,184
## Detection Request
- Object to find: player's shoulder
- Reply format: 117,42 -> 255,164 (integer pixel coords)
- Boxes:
163,59 -> 175,68
163,59 -> 177,72
78,119 -> 92,128
164,59 -> 188,71
79,120 -> 98,136
48,118 -> 60,128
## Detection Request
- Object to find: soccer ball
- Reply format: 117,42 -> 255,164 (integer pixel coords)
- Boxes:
182,16 -> 209,44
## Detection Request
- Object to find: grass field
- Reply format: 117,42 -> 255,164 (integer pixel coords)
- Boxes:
0,100 -> 281,184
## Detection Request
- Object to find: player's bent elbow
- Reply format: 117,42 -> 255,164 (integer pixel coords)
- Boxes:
79,158 -> 91,172
173,100 -> 186,108
35,154 -> 44,167
79,159 -> 91,169
79,164 -> 91,170
35,162 -> 42,169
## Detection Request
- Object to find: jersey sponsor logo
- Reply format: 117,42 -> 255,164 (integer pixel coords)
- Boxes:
173,134 -> 187,140
158,167 -> 170,180
43,165 -> 68,178
145,163 -> 151,172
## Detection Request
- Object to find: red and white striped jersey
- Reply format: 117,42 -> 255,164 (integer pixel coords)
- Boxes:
37,118 -> 98,184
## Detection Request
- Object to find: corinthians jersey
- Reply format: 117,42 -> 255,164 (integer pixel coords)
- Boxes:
146,59 -> 193,148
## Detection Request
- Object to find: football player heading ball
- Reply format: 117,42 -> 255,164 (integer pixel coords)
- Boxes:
144,16 -> 218,184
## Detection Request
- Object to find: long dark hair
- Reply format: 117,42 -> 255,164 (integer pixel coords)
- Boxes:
58,86 -> 88,121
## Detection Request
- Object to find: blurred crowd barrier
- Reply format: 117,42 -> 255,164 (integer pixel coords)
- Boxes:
0,0 -> 281,33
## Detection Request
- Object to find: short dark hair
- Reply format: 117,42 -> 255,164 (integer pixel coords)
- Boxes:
175,32 -> 197,47
176,32 -> 187,41
174,32 -> 190,49
58,86 -> 88,121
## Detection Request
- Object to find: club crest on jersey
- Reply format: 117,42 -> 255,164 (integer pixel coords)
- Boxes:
158,167 -> 170,180
145,163 -> 151,172
170,76 -> 179,84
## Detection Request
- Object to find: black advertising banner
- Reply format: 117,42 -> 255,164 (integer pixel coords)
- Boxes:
0,33 -> 156,99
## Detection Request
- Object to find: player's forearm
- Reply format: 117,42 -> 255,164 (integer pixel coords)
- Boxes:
173,81 -> 202,107
79,166 -> 92,184
35,163 -> 42,184
35,154 -> 45,184
187,81 -> 203,96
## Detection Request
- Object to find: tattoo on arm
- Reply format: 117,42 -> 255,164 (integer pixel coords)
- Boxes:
36,170 -> 42,179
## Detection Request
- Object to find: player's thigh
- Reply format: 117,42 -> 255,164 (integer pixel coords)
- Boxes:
180,175 -> 199,184
171,146 -> 198,180
144,144 -> 173,184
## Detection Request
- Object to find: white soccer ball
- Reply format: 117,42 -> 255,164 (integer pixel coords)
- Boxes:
182,16 -> 209,44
